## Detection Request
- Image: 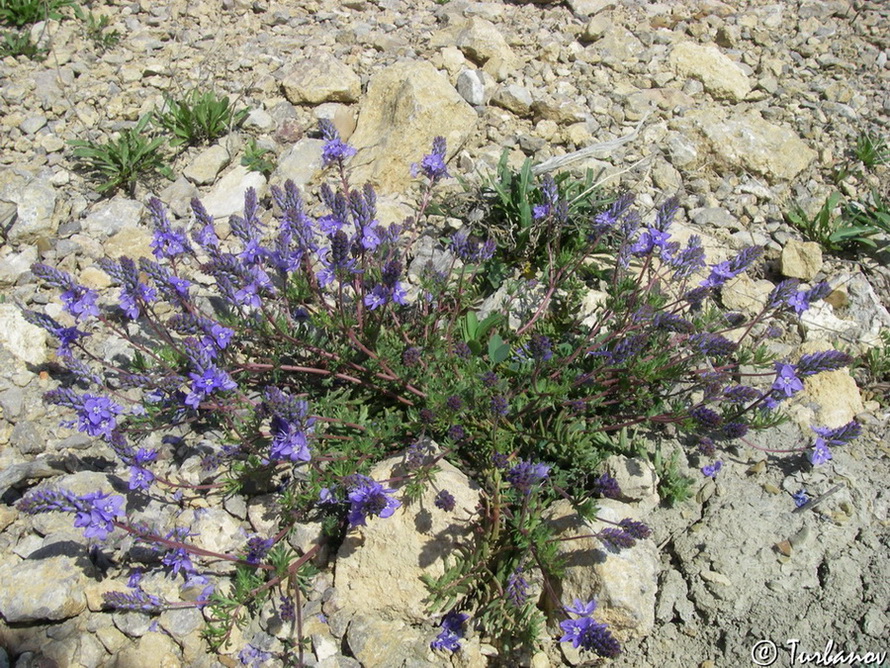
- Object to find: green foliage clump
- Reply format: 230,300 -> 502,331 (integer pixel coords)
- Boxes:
0,0 -> 74,27
155,88 -> 249,147
68,113 -> 173,195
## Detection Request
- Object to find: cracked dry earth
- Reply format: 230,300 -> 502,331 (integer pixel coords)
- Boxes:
0,0 -> 889,666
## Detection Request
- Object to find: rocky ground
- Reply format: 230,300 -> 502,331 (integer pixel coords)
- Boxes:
0,0 -> 889,666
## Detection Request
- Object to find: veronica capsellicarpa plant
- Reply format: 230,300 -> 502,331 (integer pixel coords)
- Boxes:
18,120 -> 858,663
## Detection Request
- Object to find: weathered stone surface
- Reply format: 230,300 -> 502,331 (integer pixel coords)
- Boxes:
5,176 -> 57,243
545,499 -> 658,640
272,138 -> 325,188
604,455 -> 660,512
110,631 -> 182,668
779,239 -> 823,280
456,69 -> 493,106
722,273 -> 775,314
687,110 -> 817,182
335,453 -> 481,623
492,83 -> 534,116
104,226 -> 155,260
200,165 -> 267,219
82,197 -> 145,237
345,614 -> 438,668
796,341 -> 863,428
183,144 -> 231,186
281,54 -> 362,105
0,244 -> 37,286
0,555 -> 89,621
670,42 -> 753,101
348,62 -> 476,193
455,18 -> 514,66
0,304 -> 49,366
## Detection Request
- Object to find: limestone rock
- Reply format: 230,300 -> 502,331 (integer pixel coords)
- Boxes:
492,83 -> 534,116
800,273 -> 890,347
348,61 -> 477,193
110,631 -> 182,668
569,0 -> 617,17
82,197 -> 145,237
334,453 -> 481,623
545,499 -> 658,640
604,455 -> 660,512
281,54 -> 362,105
105,226 -> 155,261
0,245 -> 37,286
200,165 -> 267,219
721,273 -> 775,314
0,304 -> 48,366
670,42 -> 753,101
345,614 -> 437,668
456,69 -> 493,106
687,109 -> 817,182
6,176 -> 57,243
797,341 -> 863,428
272,138 -> 325,188
779,239 -> 823,280
455,18 -> 514,66
0,555 -> 89,622
183,144 -> 231,186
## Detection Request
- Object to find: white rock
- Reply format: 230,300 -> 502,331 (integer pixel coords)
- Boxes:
0,245 -> 37,286
0,555 -> 89,622
456,69 -> 491,106
281,53 -> 362,105
348,61 -> 477,194
669,42 -> 752,101
200,165 -> 267,220
82,197 -> 146,238
8,177 -> 57,243
272,138 -> 325,188
0,304 -> 48,366
779,240 -> 823,280
183,144 -> 231,186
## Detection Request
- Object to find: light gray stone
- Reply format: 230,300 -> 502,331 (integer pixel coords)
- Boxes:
348,61 -> 476,194
10,420 -> 42,454
669,42 -> 752,101
243,108 -> 275,133
0,245 -> 37,286
82,197 -> 145,237
0,555 -> 89,622
0,304 -> 49,366
688,110 -> 817,182
456,69 -> 491,106
200,165 -> 267,219
779,239 -> 823,280
20,114 -> 47,134
183,144 -> 231,186
281,53 -> 362,105
8,177 -> 57,243
273,138 -> 325,188
189,507 -> 245,555
0,387 -> 24,421
567,0 -> 616,16
455,17 -> 513,66
492,83 -> 534,116
605,455 -> 659,511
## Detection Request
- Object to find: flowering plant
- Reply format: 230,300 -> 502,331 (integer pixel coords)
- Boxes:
17,121 -> 857,662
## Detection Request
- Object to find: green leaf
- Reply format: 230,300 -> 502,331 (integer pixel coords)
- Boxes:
488,334 -> 511,364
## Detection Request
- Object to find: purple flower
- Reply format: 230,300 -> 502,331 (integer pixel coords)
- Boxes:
269,416 -> 312,462
689,332 -> 737,357
245,536 -> 275,565
811,420 -> 860,446
434,490 -> 456,512
412,136 -> 450,182
690,405 -> 722,429
559,599 -> 620,658
598,527 -> 636,550
701,461 -> 723,478
148,197 -> 191,259
72,491 -> 126,540
490,395 -> 509,417
533,174 -> 560,221
506,568 -> 529,606
129,466 -> 155,491
772,362 -> 804,397
238,643 -> 272,668
809,440 -> 833,466
61,285 -> 100,322
77,394 -> 124,440
103,589 -> 164,613
185,365 -> 237,409
506,459 -> 550,494
527,334 -> 553,362
450,230 -> 496,263
792,489 -> 810,508
319,119 -> 356,167
669,235 -> 706,280
796,350 -> 852,377
431,611 -> 468,652
402,346 -> 422,367
618,518 -> 652,540
162,527 -> 196,576
346,475 -> 401,527
653,312 -> 694,333
279,595 -> 295,622
721,422 -> 749,439
22,310 -> 90,357
592,473 -> 621,499
722,385 -> 761,404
